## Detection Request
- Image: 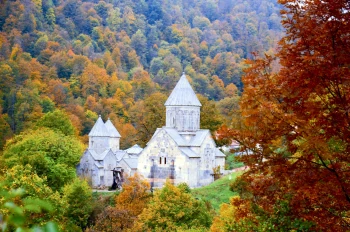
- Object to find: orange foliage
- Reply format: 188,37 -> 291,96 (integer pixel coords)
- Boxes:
219,0 -> 350,230
115,173 -> 150,215
211,196 -> 250,232
225,83 -> 238,97
47,79 -> 69,105
92,174 -> 150,232
80,63 -> 110,98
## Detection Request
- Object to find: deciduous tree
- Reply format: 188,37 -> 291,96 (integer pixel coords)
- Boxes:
130,92 -> 167,147
35,109 -> 76,136
0,164 -> 64,230
198,94 -> 223,133
219,0 -> 350,230
3,128 -> 83,191
134,180 -> 212,231
91,174 -> 150,232
62,178 -> 93,230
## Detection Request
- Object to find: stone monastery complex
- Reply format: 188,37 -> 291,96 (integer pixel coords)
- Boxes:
77,73 -> 225,188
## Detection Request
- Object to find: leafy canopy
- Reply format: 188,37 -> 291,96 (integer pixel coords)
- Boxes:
134,180 -> 212,231
62,178 -> 93,230
91,174 -> 151,232
0,165 -> 63,231
218,0 -> 350,230
35,109 -> 76,136
3,128 -> 83,191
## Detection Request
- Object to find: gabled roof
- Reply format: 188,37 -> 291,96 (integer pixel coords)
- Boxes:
123,158 -> 138,169
88,115 -> 110,137
189,130 -> 210,146
88,149 -> 110,160
215,148 -> 226,157
94,161 -> 104,168
105,118 -> 121,137
164,73 -> 202,107
162,128 -> 210,147
179,147 -> 200,158
126,144 -> 143,154
115,150 -> 128,161
163,128 -> 187,146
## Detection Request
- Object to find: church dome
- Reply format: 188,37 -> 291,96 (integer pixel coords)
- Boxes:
105,118 -> 121,138
88,115 -> 110,137
164,73 -> 202,107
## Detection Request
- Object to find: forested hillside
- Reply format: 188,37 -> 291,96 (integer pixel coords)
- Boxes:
0,0 -> 283,149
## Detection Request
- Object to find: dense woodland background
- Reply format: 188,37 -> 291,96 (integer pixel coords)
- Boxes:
0,1 -> 284,230
1,0 -> 347,231
0,0 -> 283,149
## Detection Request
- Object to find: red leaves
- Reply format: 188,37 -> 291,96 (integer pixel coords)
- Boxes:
222,0 -> 350,230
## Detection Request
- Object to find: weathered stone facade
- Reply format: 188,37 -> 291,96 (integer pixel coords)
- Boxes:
137,73 -> 225,188
76,117 -> 143,188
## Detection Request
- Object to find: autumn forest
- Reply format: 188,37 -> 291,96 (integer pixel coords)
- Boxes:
0,0 -> 349,231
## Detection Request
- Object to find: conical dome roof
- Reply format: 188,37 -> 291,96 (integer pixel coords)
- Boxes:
105,118 -> 121,138
88,115 -> 110,137
164,73 -> 202,107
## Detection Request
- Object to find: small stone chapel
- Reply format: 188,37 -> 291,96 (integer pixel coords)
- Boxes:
76,117 -> 142,187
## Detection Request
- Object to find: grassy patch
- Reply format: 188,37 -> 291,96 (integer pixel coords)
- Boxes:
191,171 -> 243,211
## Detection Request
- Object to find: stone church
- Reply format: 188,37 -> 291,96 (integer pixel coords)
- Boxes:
137,73 -> 225,188
77,73 -> 225,188
76,117 -> 143,187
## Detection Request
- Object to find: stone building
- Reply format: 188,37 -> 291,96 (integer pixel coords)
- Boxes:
137,73 -> 225,188
76,117 -> 142,187
77,73 -> 225,188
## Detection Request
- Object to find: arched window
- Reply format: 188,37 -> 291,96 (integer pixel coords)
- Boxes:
189,112 -> 194,130
164,157 -> 167,164
193,114 -> 197,130
196,112 -> 200,129
159,157 -> 162,164
177,110 -> 183,130
183,116 -> 186,130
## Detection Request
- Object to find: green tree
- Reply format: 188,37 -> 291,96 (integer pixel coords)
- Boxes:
131,30 -> 147,66
216,96 -> 240,126
198,95 -> 223,132
3,128 -> 83,191
134,181 -> 212,231
130,92 -> 167,147
62,178 -> 93,230
0,165 -> 63,231
34,35 -> 48,56
46,8 -> 56,26
35,109 -> 76,136
107,8 -> 122,31
0,114 -> 13,151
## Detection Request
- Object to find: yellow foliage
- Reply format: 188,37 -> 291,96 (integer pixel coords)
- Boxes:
211,196 -> 250,232
10,44 -> 22,61
115,173 -> 151,215
134,180 -> 212,231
